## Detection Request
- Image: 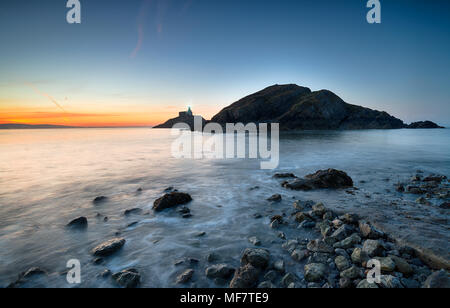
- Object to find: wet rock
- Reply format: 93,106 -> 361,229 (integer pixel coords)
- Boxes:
229,264 -> 260,288
269,220 -> 279,229
299,221 -> 316,229
439,202 -> 450,209
182,213 -> 192,219
378,275 -> 403,288
112,268 -> 141,288
273,173 -> 296,179
374,257 -> 396,272
273,260 -> 285,273
263,270 -> 278,282
293,200 -> 315,211
291,249 -> 309,262
248,237 -> 261,246
389,256 -> 413,276
332,219 -> 343,228
284,169 -> 353,190
91,238 -> 126,257
241,248 -> 270,269
339,277 -> 352,288
351,248 -> 369,265
334,233 -> 361,249
281,273 -> 298,287
124,208 -> 142,216
267,194 -> 282,202
270,215 -> 283,223
307,239 -> 334,253
340,266 -> 362,280
395,184 -> 405,192
67,217 -> 88,229
318,221 -> 332,237
312,203 -> 326,216
304,263 -> 327,282
100,269 -> 111,278
258,281 -> 275,288
93,196 -> 108,204
357,279 -> 379,288
423,270 -> 450,288
334,256 -> 350,271
176,269 -> 195,284
178,206 -> 191,214
205,264 -> 235,279
362,239 -> 385,257
206,253 -> 220,263
359,221 -> 384,239
335,248 -> 350,259
339,213 -> 359,225
400,278 -> 420,288
407,186 -> 425,195
152,192 -> 192,212
195,231 -> 206,237
416,197 -> 431,206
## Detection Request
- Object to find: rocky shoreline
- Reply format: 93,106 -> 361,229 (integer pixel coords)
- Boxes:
6,170 -> 449,288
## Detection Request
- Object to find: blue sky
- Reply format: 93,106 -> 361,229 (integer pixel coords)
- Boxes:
0,0 -> 449,126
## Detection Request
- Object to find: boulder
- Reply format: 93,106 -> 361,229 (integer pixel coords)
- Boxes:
340,266 -> 362,280
423,270 -> 450,288
241,248 -> 270,269
378,275 -> 404,288
304,263 -> 327,282
273,173 -> 296,179
307,239 -> 334,253
229,264 -> 260,288
205,264 -> 235,279
362,239 -> 385,257
284,169 -> 353,190
267,194 -> 282,202
374,257 -> 396,272
357,279 -> 379,288
334,233 -> 361,249
153,192 -> 192,212
330,225 -> 354,242
312,203 -> 326,216
335,256 -> 351,271
351,248 -> 369,265
389,256 -> 413,276
91,238 -> 126,257
176,269 -> 195,284
67,217 -> 88,229
359,221 -> 384,239
124,208 -> 142,216
112,269 -> 141,288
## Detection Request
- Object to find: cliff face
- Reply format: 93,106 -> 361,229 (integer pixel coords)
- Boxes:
211,84 -> 406,130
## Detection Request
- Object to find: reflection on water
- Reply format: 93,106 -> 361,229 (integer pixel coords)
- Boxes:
0,128 -> 449,287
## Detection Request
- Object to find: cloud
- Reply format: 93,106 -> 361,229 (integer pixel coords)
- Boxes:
131,0 -> 153,59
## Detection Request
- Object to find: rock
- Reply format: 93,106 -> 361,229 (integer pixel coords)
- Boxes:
273,173 -> 296,179
335,248 -> 350,259
307,239 -> 334,253
293,200 -> 315,210
229,264 -> 260,288
258,281 -> 275,288
152,192 -> 192,212
177,206 -> 190,214
439,202 -> 450,209
389,256 -> 413,275
357,279 -> 379,288
378,275 -> 404,288
248,237 -> 261,246
416,197 -> 431,206
395,184 -> 405,192
374,257 -> 396,272
407,186 -> 425,194
284,169 -> 353,190
273,260 -> 285,273
124,208 -> 142,216
176,269 -> 194,284
291,249 -> 309,262
339,213 -> 359,225
91,238 -> 126,257
339,277 -> 352,288
331,225 -> 355,242
23,267 -> 47,279
335,256 -> 351,271
112,269 -> 141,288
195,231 -> 206,237
304,263 -> 327,282
263,270 -> 278,282
351,248 -> 369,264
423,270 -> 450,288
206,253 -> 220,263
362,239 -> 385,257
340,266 -> 362,280
205,264 -> 235,279
295,212 -> 312,223
93,196 -> 107,204
332,219 -> 343,228
334,233 -> 361,249
67,217 -> 88,229
269,220 -> 279,229
312,203 -> 326,216
241,248 -> 270,269
100,269 -> 111,278
400,278 -> 420,288
359,221 -> 384,239
270,215 -> 283,223
318,221 -> 332,237
406,121 -> 444,129
267,194 -> 282,202
182,213 -> 192,219
281,273 -> 298,287
299,221 -> 316,229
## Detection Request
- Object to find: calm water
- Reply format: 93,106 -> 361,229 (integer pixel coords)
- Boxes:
0,128 -> 449,287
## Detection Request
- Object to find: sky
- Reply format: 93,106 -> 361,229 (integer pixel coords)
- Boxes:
0,0 -> 449,127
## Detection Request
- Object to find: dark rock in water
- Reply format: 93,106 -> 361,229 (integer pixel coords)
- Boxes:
241,248 -> 270,269
112,268 -> 141,288
153,192 -> 192,212
164,187 -> 175,192
93,196 -> 107,204
423,270 -> 450,288
211,84 -> 405,130
267,194 -> 282,202
124,208 -> 142,216
7,267 -> 47,288
273,173 -> 297,179
182,213 -> 192,219
176,269 -> 195,284
136,188 -> 143,193
284,169 -> 353,190
67,217 -> 88,229
406,121 -> 444,129
177,206 -> 191,214
126,221 -> 138,228
439,202 -> 450,209
91,238 -> 126,257
205,264 -> 235,279
229,264 -> 261,288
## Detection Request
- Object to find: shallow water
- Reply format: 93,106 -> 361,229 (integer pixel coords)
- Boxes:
0,128 -> 449,287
